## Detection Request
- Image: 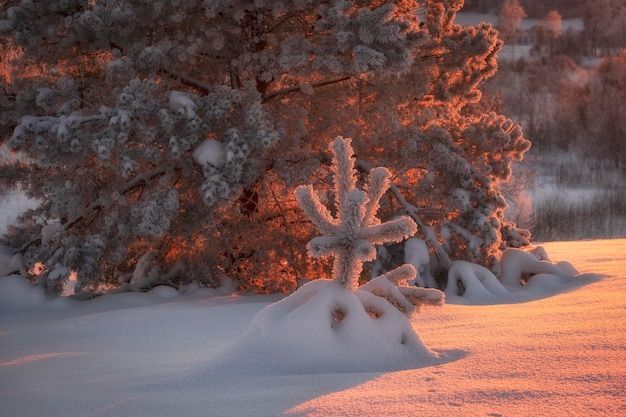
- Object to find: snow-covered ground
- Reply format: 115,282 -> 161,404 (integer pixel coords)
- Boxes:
455,12 -> 584,32
1,239 -> 624,417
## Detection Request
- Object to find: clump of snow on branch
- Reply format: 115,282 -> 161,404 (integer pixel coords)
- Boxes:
404,238 -> 437,288
192,139 -> 225,169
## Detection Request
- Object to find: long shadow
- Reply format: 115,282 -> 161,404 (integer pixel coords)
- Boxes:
126,347 -> 466,417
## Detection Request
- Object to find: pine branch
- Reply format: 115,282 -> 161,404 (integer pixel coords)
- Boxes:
160,68 -> 212,95
262,76 -> 352,103
355,159 -> 452,268
387,183 -> 453,268
14,237 -> 41,255
64,166 -> 170,232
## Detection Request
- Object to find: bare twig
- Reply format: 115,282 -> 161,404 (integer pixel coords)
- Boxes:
263,76 -> 352,103
160,68 -> 211,94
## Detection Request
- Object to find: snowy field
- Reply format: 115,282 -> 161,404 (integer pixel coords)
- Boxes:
1,239 -> 625,417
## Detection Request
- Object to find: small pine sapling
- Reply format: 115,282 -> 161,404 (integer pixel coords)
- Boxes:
295,136 -> 444,315
210,137 -> 446,372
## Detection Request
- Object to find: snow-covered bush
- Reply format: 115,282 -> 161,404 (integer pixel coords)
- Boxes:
1,0 -> 530,293
444,245 -> 599,305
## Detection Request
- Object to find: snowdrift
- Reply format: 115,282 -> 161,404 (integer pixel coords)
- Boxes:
0,275 -> 55,311
0,269 -> 237,314
208,280 -> 449,374
445,247 -> 600,305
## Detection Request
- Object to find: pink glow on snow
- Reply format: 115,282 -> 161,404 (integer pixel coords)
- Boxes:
0,352 -> 85,368
287,239 -> 626,416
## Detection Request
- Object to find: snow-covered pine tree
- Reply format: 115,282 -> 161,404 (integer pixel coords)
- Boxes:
295,136 -> 444,311
0,1 -> 530,293
295,136 -> 418,289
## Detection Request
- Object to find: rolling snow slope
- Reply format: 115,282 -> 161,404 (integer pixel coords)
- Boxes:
0,239 -> 624,417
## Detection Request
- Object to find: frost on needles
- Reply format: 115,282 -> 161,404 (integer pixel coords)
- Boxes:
296,136 -> 444,313
0,0 -> 533,294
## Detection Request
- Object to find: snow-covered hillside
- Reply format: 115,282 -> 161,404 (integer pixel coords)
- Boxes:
1,239 -> 624,417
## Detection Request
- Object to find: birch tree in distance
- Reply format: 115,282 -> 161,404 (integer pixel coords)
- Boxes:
0,0 -> 530,293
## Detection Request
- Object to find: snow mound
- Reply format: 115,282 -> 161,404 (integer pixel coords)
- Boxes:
446,261 -> 512,303
147,285 -> 179,298
446,247 -> 600,305
499,248 -> 579,286
209,280 -> 442,374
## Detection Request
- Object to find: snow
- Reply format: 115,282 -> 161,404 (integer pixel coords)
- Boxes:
444,250 -> 597,306
0,239 -> 624,416
0,190 -> 38,236
404,238 -> 437,288
455,12 -> 584,32
209,279 -> 444,375
192,139 -> 226,168
0,275 -> 48,311
499,247 -> 579,286
41,222 -> 63,246
168,90 -> 196,118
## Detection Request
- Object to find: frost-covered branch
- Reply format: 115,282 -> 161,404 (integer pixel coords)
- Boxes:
64,166 -> 171,232
160,68 -> 211,95
296,137 -> 417,288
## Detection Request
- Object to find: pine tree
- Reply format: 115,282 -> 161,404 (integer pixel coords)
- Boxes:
296,136 -> 444,311
0,1 -> 531,293
295,136 -> 418,289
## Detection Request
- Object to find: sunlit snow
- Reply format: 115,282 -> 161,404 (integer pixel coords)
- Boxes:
0,239 -> 623,417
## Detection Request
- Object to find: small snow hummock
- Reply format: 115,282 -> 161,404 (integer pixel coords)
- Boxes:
192,139 -> 225,168
208,279 -> 443,374
445,246 -> 600,305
